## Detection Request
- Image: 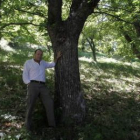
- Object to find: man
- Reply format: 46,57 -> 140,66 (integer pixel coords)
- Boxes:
22,49 -> 61,131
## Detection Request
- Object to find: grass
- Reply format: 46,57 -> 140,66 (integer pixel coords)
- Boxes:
0,48 -> 140,139
79,51 -> 140,140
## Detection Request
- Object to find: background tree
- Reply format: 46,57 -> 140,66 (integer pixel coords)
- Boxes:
95,0 -> 140,59
81,18 -> 98,62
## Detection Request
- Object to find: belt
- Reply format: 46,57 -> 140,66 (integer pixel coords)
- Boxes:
30,80 -> 45,84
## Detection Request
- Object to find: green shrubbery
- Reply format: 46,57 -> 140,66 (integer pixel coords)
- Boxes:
0,49 -> 140,140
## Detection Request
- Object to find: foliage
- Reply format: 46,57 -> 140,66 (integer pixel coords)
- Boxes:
0,46 -> 140,139
0,0 -> 48,46
79,0 -> 140,59
1,0 -> 140,59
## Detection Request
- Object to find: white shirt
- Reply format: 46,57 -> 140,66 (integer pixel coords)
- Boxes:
22,59 -> 55,84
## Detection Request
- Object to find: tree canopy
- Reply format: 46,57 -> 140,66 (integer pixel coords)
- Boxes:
1,0 -> 140,59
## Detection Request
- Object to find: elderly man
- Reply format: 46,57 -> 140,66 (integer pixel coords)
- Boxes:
22,49 -> 61,131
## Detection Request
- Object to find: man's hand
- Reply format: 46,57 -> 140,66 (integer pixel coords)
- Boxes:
54,51 -> 62,63
56,51 -> 62,59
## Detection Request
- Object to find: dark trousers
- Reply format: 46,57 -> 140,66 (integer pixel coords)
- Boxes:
25,82 -> 56,131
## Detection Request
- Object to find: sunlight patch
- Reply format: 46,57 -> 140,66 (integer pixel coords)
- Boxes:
0,132 -> 6,138
0,38 -> 15,52
79,56 -> 93,62
1,114 -> 17,121
98,57 -> 118,63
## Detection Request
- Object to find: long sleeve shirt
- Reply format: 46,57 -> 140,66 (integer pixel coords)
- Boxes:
22,59 -> 55,84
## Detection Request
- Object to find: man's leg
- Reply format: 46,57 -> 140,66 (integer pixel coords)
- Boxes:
25,83 -> 39,131
40,85 -> 56,127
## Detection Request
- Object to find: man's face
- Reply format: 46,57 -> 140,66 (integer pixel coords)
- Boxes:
34,50 -> 43,61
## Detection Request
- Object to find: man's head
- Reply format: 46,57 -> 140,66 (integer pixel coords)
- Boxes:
34,49 -> 43,62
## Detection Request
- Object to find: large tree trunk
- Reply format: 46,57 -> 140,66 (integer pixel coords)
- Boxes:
46,0 -> 100,124
55,37 -> 85,123
48,21 -> 86,123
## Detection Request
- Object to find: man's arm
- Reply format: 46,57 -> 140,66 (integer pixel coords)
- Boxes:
22,61 -> 30,84
45,51 -> 62,68
45,62 -> 56,68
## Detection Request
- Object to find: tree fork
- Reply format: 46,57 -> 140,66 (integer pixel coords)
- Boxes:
47,0 -> 100,124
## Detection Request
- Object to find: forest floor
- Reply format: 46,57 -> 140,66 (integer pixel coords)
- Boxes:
0,47 -> 140,140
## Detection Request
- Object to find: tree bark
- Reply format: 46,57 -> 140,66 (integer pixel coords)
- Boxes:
134,21 -> 140,37
46,0 -> 100,124
123,32 -> 140,59
47,20 -> 86,123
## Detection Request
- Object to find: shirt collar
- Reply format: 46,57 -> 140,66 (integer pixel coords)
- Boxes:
32,59 -> 43,64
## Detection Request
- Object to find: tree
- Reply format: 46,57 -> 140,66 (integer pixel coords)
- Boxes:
81,19 -> 98,62
46,0 -> 100,123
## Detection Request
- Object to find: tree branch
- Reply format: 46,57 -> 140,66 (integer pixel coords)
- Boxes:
47,0 -> 62,24
22,25 -> 37,43
15,8 -> 47,18
69,0 -> 100,22
0,22 -> 40,30
94,11 -> 133,24
98,3 -> 136,14
70,0 -> 83,13
67,0 -> 100,36
70,0 -> 100,14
